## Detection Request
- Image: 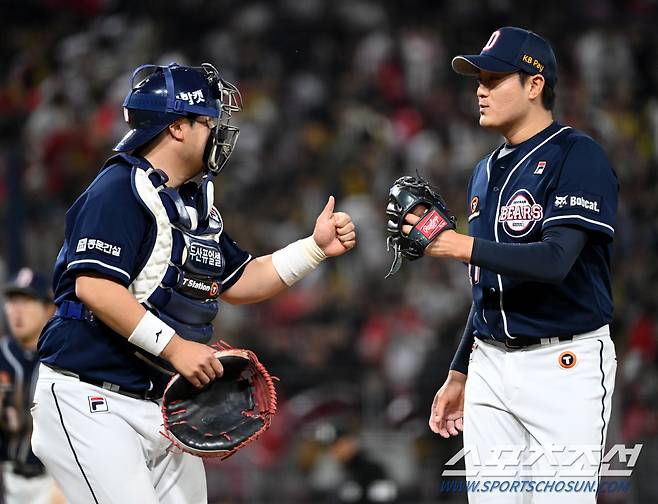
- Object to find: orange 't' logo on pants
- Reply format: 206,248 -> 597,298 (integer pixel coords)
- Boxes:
559,351 -> 577,369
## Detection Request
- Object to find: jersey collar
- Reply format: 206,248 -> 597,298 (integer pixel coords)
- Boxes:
512,121 -> 562,152
492,121 -> 563,165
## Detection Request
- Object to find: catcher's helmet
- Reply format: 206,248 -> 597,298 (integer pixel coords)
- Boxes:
114,62 -> 242,174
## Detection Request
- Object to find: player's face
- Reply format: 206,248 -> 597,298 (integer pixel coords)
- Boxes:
476,71 -> 528,131
183,116 -> 215,175
4,295 -> 53,344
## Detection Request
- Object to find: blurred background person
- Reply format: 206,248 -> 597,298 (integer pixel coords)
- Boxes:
0,267 -> 65,504
307,417 -> 398,504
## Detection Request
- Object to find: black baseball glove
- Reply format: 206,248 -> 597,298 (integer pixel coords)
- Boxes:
161,343 -> 277,460
385,175 -> 456,277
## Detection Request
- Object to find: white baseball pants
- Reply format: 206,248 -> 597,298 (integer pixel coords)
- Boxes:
463,325 -> 616,504
31,364 -> 207,504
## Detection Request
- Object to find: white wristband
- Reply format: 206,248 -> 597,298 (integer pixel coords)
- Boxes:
128,311 -> 176,356
271,236 -> 327,286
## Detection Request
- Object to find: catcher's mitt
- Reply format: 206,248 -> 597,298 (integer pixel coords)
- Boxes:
161,343 -> 277,459
386,175 -> 456,277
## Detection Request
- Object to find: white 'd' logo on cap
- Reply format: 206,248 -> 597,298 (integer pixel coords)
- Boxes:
483,30 -> 501,51
16,268 -> 34,288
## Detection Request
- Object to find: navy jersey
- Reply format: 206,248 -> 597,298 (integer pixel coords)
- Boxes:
467,122 -> 618,340
0,336 -> 43,473
38,158 -> 252,392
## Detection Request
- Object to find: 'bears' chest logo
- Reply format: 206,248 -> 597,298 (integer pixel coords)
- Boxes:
498,189 -> 543,238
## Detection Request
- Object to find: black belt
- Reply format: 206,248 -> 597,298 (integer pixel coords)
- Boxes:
487,334 -> 574,350
82,377 -> 159,401
56,300 -> 95,322
44,364 -> 159,401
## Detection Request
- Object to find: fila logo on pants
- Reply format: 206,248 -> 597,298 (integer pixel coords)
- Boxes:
88,396 -> 108,413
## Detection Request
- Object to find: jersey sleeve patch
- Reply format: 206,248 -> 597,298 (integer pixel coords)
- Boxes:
64,168 -> 151,285
551,192 -> 602,215
543,136 -> 617,240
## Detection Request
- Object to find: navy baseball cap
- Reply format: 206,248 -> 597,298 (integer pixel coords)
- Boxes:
452,27 -> 557,88
3,268 -> 53,303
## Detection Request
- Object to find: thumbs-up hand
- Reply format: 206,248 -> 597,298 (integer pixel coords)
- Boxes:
312,196 -> 356,257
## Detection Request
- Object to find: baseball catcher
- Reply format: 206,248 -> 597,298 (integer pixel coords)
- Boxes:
31,61 -> 355,503
385,175 -> 456,277
162,343 -> 277,459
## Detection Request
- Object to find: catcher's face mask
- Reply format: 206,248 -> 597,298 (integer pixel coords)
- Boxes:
199,63 -> 242,175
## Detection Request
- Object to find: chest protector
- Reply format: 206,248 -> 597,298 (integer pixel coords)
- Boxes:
114,154 -> 225,374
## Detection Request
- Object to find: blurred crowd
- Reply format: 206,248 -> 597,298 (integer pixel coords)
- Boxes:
1,0 -> 657,502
